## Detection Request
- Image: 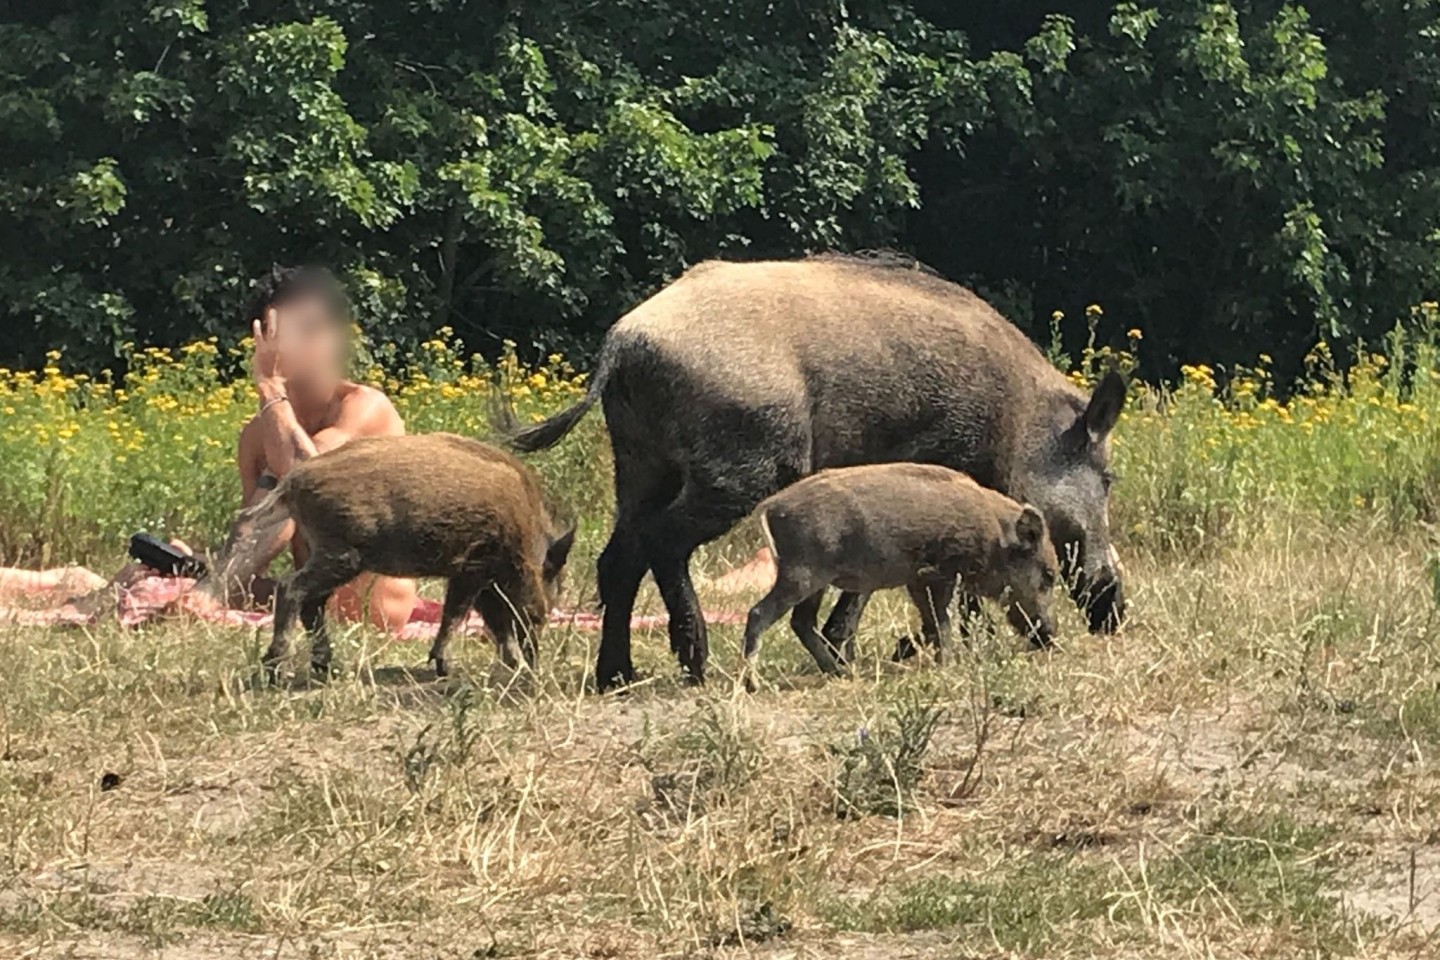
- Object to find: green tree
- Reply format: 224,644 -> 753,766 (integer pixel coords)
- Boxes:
5,2 -> 1440,376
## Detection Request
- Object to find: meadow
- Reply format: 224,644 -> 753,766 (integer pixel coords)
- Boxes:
3,313 -> 1440,958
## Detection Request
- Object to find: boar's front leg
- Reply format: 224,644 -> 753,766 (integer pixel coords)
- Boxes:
429,574 -> 484,679
905,576 -> 957,666
475,582 -> 541,671
894,590 -> 980,662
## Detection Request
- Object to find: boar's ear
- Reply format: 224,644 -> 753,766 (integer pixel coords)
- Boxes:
1083,371 -> 1126,443
1014,505 -> 1046,553
544,526 -> 577,577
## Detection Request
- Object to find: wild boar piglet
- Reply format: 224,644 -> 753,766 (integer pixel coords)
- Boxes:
743,463 -> 1059,683
223,433 -> 574,679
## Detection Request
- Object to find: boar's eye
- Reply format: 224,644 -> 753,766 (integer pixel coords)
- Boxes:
1100,469 -> 1117,492
1040,569 -> 1057,591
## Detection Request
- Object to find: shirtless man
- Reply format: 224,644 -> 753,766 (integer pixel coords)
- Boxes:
2,267 -> 418,626
230,265 -> 417,629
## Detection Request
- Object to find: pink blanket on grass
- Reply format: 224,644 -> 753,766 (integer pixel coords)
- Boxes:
0,550 -> 778,639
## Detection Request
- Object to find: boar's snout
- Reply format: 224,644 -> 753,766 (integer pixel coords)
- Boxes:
1073,544 -> 1125,634
541,525 -> 578,609
1024,608 -> 1058,649
1005,600 -> 1057,649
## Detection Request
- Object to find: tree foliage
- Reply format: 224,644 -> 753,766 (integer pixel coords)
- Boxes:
3,1 -> 1440,374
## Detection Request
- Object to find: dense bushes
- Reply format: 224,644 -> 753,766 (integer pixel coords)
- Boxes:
5,3 -> 1440,375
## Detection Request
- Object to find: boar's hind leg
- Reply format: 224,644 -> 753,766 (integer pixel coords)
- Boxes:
301,592 -> 337,678
651,481 -> 784,686
264,572 -> 341,680
278,551 -> 361,679
742,582 -> 806,691
429,575 -> 484,679
743,573 -> 840,682
651,544 -> 709,686
595,520 -> 648,691
790,591 -> 844,676
264,577 -> 300,682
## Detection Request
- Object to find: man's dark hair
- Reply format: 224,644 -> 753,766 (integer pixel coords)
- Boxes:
241,265 -> 351,327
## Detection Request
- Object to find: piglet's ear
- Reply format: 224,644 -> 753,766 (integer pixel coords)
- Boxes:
1083,371 -> 1126,443
1014,506 -> 1046,552
545,526 -> 577,577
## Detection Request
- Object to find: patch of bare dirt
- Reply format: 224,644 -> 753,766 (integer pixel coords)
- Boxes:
1341,843 -> 1440,935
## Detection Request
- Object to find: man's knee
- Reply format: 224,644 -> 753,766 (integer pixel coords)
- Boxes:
327,576 -> 417,633
369,578 -> 418,633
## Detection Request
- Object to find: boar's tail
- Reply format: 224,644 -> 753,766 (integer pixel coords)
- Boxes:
200,485 -> 294,600
504,396 -> 595,454
497,338 -> 620,454
756,504 -> 781,563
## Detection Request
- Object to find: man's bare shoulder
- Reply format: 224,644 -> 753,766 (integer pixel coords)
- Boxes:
337,380 -> 396,408
337,380 -> 404,436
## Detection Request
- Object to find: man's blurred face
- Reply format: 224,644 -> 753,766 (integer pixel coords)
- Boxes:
277,294 -> 348,400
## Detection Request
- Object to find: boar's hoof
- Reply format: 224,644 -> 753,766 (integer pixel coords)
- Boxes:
891,635 -> 922,663
431,657 -> 448,679
310,658 -> 338,680
596,668 -> 642,694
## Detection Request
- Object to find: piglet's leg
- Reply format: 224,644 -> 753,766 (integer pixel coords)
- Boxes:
430,575 -> 483,679
265,575 -> 301,683
741,570 -> 825,691
821,591 -> 870,665
476,585 -> 533,671
790,590 -> 843,677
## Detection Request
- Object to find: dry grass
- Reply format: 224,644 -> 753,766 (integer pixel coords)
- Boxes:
3,517 -> 1440,959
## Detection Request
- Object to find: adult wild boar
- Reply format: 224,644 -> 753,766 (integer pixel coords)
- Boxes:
507,254 -> 1126,690
743,463 -> 1061,687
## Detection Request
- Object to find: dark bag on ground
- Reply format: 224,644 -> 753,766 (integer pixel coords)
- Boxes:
128,533 -> 207,579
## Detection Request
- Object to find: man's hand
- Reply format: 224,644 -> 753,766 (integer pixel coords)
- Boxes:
253,307 -> 285,394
